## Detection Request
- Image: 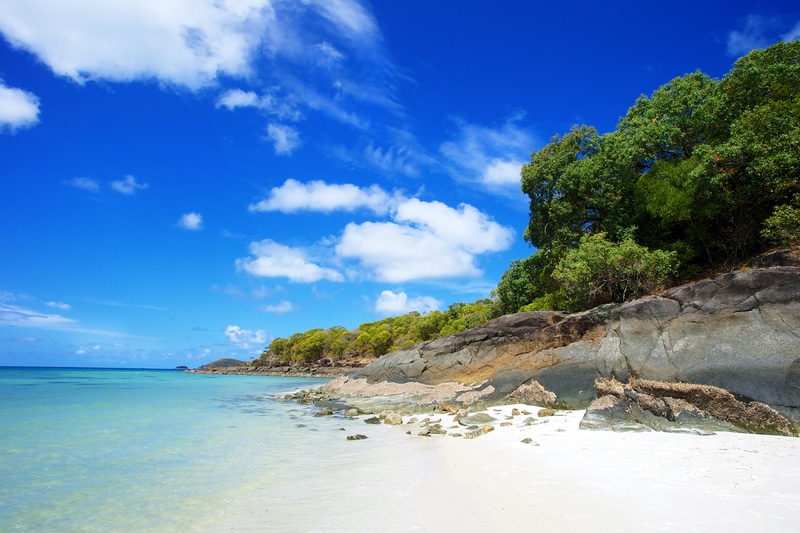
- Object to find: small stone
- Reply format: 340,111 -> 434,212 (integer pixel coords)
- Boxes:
381,411 -> 404,425
364,416 -> 381,424
407,417 -> 419,425
500,422 -> 513,427
522,417 -> 536,426
344,409 -> 359,418
538,408 -> 555,417
450,433 -> 463,438
511,408 -> 521,417
347,434 -> 368,441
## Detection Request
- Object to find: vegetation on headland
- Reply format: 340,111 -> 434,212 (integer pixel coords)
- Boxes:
251,41 -> 800,368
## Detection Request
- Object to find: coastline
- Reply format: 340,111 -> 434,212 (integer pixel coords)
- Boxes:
222,401 -> 800,531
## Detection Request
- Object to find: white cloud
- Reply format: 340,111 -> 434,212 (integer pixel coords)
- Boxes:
0,80 -> 40,132
216,88 -> 302,121
236,239 -> 344,282
375,290 -> 441,316
784,21 -> 800,42
336,198 -> 514,283
224,325 -> 267,349
45,301 -> 71,311
178,212 -> 203,230
481,158 -> 524,186
216,88 -> 260,109
266,122 -> 301,154
0,0 -> 280,89
727,15 -> 800,56
0,303 -> 76,328
65,176 -> 100,192
439,115 -> 533,194
111,175 -> 149,195
249,178 -> 393,214
259,300 -> 296,314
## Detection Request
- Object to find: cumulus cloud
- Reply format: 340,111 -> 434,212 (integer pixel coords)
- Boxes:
246,179 -> 515,283
0,0 -> 281,89
224,325 -> 267,349
178,212 -> 203,230
336,198 -> 514,283
265,122 -> 301,154
258,300 -> 296,314
216,88 -> 261,109
0,80 -> 40,132
249,178 -> 393,214
236,239 -> 344,282
45,301 -> 71,311
111,175 -> 149,195
439,114 -> 533,194
375,290 -> 441,316
65,176 -> 100,192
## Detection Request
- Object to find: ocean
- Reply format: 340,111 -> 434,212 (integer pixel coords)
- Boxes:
0,367 -> 437,532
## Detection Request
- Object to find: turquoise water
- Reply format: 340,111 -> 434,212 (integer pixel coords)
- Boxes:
0,367 -> 341,532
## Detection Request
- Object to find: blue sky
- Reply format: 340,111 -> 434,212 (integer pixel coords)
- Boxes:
1,1 -> 798,368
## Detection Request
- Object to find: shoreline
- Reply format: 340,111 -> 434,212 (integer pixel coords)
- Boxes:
222,401 -> 800,531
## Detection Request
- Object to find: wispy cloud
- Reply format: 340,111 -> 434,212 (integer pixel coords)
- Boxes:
727,14 -> 800,56
258,300 -> 296,314
45,301 -> 71,311
177,212 -> 203,231
111,175 -> 149,195
439,113 -> 534,195
64,176 -> 100,192
0,79 -> 40,132
0,302 -> 126,336
265,122 -> 301,155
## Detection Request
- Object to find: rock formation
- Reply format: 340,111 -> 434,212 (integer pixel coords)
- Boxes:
323,258 -> 800,435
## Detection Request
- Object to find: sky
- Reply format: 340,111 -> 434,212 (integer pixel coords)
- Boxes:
1,1 -> 799,369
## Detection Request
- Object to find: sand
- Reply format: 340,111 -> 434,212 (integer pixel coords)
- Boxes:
222,404 -> 800,532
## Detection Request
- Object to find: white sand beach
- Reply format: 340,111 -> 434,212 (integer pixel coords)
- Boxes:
223,405 -> 800,532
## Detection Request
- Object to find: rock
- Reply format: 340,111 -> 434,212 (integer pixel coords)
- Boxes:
344,409 -> 359,418
347,434 -> 368,440
500,422 -> 513,427
511,408 -> 521,416
380,411 -> 404,425
313,408 -> 333,417
537,408 -> 555,417
427,424 -> 447,435
457,413 -> 497,426
510,380 -> 558,407
364,416 -> 381,424
321,261 -> 800,435
464,425 -> 495,439
588,377 -> 796,436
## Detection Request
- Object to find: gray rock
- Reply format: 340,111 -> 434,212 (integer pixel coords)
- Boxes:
457,413 -> 497,426
330,260 -> 800,434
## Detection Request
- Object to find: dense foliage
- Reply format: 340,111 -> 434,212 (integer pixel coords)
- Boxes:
498,40 -> 800,314
254,41 -> 800,366
253,300 -> 493,365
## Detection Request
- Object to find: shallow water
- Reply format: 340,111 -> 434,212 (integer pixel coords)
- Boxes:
0,367 -> 346,532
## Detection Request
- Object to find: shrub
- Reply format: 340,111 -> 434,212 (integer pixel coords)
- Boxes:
553,233 -> 679,310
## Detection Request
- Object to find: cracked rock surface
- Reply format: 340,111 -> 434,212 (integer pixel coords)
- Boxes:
327,259 -> 800,434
